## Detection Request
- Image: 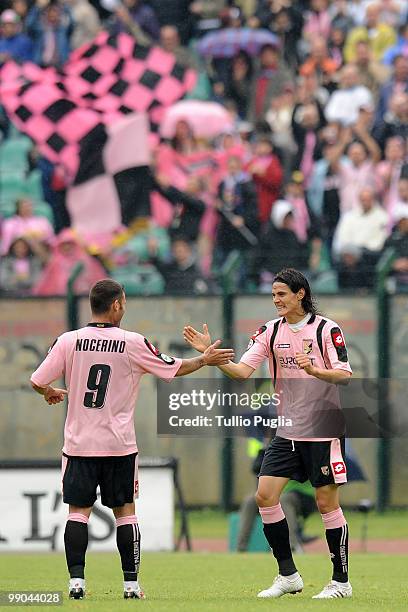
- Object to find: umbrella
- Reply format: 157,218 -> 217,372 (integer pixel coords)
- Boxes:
197,28 -> 280,59
160,100 -> 234,139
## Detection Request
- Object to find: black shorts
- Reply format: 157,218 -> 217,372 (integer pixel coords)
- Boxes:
259,436 -> 347,488
62,452 -> 138,508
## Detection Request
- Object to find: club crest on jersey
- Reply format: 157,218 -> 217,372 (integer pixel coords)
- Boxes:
144,338 -> 175,365
302,339 -> 313,354
321,465 -> 330,476
247,325 -> 267,349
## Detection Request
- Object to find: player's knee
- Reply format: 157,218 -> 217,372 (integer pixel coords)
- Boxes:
255,489 -> 279,508
315,494 -> 338,514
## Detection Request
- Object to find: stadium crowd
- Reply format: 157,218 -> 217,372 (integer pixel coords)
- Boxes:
0,0 -> 407,296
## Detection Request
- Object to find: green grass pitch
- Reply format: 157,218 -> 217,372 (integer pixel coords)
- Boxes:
0,552 -> 406,611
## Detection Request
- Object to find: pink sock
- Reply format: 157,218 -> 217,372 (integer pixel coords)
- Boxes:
259,504 -> 285,524
67,513 -> 89,524
321,508 -> 346,530
116,515 -> 137,528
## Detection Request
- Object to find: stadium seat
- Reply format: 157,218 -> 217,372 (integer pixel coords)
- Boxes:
0,173 -> 27,203
25,170 -> 43,201
111,264 -> 164,295
0,137 -> 31,173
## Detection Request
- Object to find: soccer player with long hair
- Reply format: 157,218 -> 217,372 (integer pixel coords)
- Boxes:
184,268 -> 352,599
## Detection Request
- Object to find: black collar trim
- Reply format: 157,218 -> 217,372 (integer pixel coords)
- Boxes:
87,322 -> 117,328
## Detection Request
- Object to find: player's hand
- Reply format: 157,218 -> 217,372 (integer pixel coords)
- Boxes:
295,352 -> 316,375
202,340 -> 235,366
44,386 -> 68,405
183,323 -> 212,353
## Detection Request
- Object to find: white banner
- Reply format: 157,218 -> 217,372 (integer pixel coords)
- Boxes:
0,466 -> 174,551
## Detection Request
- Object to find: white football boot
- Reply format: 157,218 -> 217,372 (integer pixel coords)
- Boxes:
257,572 -> 303,598
312,580 -> 352,599
68,578 -> 85,599
123,581 -> 146,600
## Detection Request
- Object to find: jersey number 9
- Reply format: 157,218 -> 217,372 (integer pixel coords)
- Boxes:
84,364 -> 111,409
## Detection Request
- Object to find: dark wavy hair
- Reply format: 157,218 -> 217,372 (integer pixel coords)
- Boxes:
273,268 -> 318,315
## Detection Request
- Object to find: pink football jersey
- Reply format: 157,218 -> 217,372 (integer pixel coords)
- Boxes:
240,314 -> 352,440
31,323 -> 182,456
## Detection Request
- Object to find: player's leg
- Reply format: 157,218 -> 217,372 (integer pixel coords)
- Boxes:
306,439 -> 352,599
62,454 -> 98,600
65,505 -> 92,599
100,453 -> 145,600
255,437 -> 304,598
113,502 -> 144,600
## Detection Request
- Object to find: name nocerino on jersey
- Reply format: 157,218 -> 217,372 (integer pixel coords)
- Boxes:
75,338 -> 126,353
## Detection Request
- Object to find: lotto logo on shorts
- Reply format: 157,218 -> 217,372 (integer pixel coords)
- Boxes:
134,480 -> 139,495
332,461 -> 346,474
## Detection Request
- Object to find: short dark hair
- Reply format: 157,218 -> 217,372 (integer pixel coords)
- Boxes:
273,268 -> 318,315
89,279 -> 124,314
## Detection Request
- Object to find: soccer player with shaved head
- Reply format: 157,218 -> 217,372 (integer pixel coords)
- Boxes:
31,279 -> 234,601
184,268 -> 352,599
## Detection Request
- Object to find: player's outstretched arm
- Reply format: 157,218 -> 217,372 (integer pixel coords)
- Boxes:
175,340 -> 235,376
183,324 -> 254,380
31,382 -> 68,405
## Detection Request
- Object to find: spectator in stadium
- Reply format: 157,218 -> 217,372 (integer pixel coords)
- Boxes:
11,0 -> 30,24
152,173 -> 206,243
330,0 -> 354,36
33,228 -> 106,296
292,100 -> 326,187
372,92 -> 408,152
353,40 -> 390,100
332,186 -> 388,289
375,135 -> 406,216
159,25 -> 193,68
214,155 -> 259,267
328,121 -> 381,213
375,54 -> 408,123
327,26 -> 347,70
249,43 -> 294,121
26,0 -> 74,67
382,199 -> 408,286
147,0 -> 195,44
109,0 -> 160,42
344,2 -> 396,63
0,8 -> 33,62
307,124 -> 342,257
246,136 -> 283,224
325,64 -> 374,126
302,0 -> 332,47
148,236 -> 209,295
268,6 -> 303,72
224,51 -> 253,120
265,85 -> 297,179
0,235 -> 48,294
249,200 -> 309,290
67,0 -> 100,49
382,23 -> 408,65
1,198 -> 55,256
285,171 -> 322,271
299,36 -> 339,87
169,119 -> 198,155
